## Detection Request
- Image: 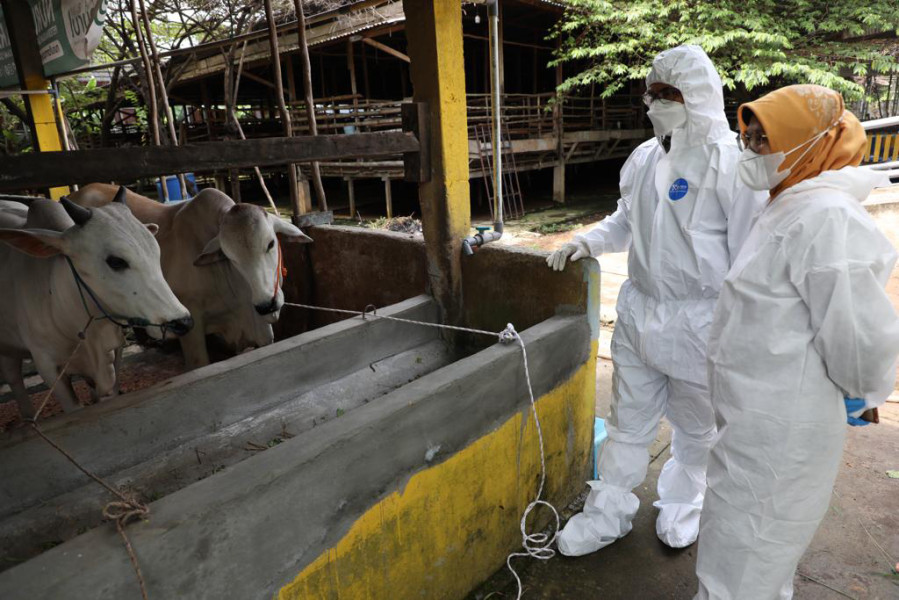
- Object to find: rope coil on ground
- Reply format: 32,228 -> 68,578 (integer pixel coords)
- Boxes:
284,303 -> 560,599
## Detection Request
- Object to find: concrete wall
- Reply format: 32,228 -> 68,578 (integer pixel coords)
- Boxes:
275,226 -> 429,338
0,233 -> 600,600
277,226 -> 597,345
0,296 -> 441,566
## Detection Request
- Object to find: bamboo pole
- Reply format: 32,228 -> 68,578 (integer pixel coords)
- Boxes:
232,40 -> 279,215
128,0 -> 167,201
262,0 -> 302,217
293,0 -> 328,211
137,0 -> 186,199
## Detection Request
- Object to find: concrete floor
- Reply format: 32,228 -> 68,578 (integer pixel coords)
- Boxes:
470,245 -> 899,600
469,351 -> 899,600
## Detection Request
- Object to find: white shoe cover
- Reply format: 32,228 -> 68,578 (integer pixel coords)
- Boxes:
655,503 -> 700,548
653,458 -> 705,548
557,481 -> 640,556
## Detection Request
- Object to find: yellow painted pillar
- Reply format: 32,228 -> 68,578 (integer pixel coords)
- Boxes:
403,0 -> 471,326
2,0 -> 69,198
24,76 -> 69,199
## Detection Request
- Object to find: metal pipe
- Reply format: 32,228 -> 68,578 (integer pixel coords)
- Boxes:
861,115 -> 899,130
462,0 -> 504,256
488,0 -> 502,230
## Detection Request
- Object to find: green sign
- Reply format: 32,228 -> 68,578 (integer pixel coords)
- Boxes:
29,0 -> 108,76
0,7 -> 18,89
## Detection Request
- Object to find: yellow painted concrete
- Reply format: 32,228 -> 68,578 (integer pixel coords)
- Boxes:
23,74 -> 68,199
278,347 -> 596,600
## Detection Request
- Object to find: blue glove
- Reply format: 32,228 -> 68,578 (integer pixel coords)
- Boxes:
844,397 -> 870,427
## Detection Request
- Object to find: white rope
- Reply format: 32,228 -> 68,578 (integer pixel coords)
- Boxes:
283,302 -> 560,598
505,324 -> 560,600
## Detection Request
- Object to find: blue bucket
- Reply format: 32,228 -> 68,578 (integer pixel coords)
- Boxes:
593,417 -> 607,480
155,174 -> 197,201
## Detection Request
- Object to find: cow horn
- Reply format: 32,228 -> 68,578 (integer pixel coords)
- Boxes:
60,197 -> 93,226
113,186 -> 128,205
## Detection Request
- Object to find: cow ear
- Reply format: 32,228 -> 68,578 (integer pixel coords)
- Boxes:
145,223 -> 159,236
0,228 -> 65,258
193,236 -> 226,266
272,217 -> 313,244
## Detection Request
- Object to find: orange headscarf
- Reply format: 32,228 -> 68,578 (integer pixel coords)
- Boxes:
737,84 -> 867,199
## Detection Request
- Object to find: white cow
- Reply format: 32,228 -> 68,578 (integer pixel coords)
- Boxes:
0,193 -> 193,419
70,184 -> 312,369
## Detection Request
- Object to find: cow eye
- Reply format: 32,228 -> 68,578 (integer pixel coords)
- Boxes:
266,240 -> 275,252
106,256 -> 129,271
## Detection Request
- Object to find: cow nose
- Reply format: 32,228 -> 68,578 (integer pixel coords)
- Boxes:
165,316 -> 194,337
255,298 -> 279,316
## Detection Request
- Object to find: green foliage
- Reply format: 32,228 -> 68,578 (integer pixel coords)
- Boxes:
553,0 -> 899,103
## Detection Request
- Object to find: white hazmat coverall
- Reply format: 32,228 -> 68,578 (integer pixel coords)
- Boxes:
556,45 -> 766,556
695,167 -> 899,599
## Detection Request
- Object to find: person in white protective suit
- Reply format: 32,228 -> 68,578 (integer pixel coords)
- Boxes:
546,45 -> 766,555
694,84 -> 899,600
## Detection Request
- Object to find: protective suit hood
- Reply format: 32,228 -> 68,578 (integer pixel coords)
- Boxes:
784,166 -> 891,203
646,45 -> 732,146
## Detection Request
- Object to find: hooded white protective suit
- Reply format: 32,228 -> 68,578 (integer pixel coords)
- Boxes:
556,45 -> 766,556
695,167 -> 899,599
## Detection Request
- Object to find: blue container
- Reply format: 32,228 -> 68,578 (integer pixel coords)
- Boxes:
593,417 -> 608,480
155,173 -> 197,201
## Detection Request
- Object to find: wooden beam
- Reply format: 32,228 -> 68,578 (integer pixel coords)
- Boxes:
241,70 -> 278,90
0,132 -> 420,190
362,37 -> 411,63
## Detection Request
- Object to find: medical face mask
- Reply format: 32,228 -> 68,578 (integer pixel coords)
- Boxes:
738,123 -> 839,191
647,100 -> 687,137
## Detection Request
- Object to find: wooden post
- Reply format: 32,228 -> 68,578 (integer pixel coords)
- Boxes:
138,0 -> 187,198
383,176 -> 393,219
128,0 -> 167,201
345,177 -> 356,218
361,41 -> 371,99
293,0 -> 328,212
1,0 -> 68,198
347,39 -> 359,129
404,0 -> 471,327
263,0 -> 301,217
286,54 -> 298,103
201,79 -> 214,141
552,39 -> 565,204
230,169 -> 242,202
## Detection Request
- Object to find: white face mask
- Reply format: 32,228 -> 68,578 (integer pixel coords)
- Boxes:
647,100 -> 687,137
738,121 -> 841,191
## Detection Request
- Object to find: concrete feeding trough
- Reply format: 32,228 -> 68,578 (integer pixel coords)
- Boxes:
0,226 -> 599,599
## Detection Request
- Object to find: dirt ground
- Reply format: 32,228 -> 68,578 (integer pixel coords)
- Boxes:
0,343 -> 185,432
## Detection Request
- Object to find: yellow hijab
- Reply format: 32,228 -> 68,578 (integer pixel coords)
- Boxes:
737,84 -> 867,199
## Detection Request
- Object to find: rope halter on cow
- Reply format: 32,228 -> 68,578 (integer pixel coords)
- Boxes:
63,256 -> 170,340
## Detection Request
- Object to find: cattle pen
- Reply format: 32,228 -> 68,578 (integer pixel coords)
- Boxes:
0,1 -> 601,599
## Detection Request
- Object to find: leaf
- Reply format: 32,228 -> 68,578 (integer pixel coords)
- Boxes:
887,470 -> 899,479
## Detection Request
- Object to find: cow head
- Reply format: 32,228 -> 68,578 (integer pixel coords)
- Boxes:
193,204 -> 312,323
0,196 -> 193,336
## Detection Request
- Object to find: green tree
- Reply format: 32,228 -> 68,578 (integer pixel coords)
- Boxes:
554,0 -> 899,115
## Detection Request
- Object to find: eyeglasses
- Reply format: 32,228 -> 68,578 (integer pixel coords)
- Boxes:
737,131 -> 770,151
642,86 -> 682,106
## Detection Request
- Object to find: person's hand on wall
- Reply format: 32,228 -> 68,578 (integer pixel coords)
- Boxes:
547,242 -> 589,272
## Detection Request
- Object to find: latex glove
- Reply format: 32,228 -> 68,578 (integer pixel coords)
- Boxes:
547,242 -> 589,272
844,397 -> 870,427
